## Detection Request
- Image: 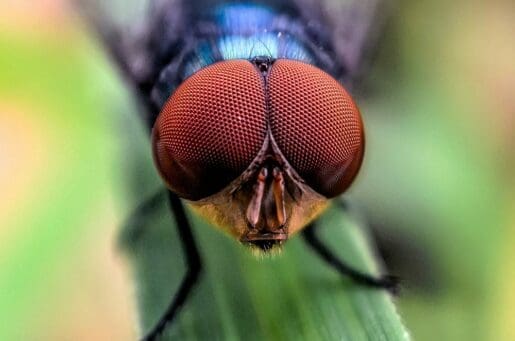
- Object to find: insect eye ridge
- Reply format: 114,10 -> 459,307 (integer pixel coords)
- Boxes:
151,60 -> 268,200
267,59 -> 365,197
153,124 -> 262,200
302,142 -> 364,198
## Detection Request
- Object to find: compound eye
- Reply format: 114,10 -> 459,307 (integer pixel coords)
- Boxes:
152,60 -> 267,200
268,60 -> 364,198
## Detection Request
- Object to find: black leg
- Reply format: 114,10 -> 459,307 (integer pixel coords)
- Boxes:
302,223 -> 399,294
142,191 -> 202,341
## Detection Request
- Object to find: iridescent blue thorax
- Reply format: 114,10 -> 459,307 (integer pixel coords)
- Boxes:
181,4 -> 315,77
151,3 -> 335,108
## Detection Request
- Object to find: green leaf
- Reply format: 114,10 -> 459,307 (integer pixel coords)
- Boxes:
121,196 -> 410,340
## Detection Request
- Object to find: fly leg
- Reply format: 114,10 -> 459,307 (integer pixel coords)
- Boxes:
142,191 -> 202,341
302,222 -> 399,294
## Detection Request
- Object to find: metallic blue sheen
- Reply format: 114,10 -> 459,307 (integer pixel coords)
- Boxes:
182,3 -> 314,79
215,3 -> 274,33
219,34 -> 279,59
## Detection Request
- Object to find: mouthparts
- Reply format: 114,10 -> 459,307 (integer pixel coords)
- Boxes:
240,230 -> 288,252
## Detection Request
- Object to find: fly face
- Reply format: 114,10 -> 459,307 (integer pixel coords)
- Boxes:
79,1 -> 395,338
78,0 -> 370,251
152,58 -> 364,252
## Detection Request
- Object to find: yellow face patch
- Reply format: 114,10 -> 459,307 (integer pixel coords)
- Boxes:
188,177 -> 329,252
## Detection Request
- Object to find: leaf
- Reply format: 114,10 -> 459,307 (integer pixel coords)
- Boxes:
120,195 -> 410,340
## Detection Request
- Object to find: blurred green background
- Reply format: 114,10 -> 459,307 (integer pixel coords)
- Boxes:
0,0 -> 513,340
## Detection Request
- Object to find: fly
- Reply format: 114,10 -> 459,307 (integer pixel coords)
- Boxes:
77,0 -> 398,340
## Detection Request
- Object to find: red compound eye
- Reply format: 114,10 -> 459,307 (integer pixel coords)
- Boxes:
152,60 -> 267,200
268,60 -> 364,198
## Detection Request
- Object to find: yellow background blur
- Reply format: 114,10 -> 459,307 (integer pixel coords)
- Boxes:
0,0 -> 513,340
